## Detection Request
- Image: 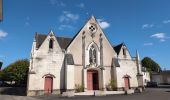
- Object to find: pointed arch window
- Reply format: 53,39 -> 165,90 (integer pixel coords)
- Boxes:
89,45 -> 97,64
49,39 -> 53,49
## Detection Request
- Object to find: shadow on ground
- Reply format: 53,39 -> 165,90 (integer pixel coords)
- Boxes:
0,87 -> 26,96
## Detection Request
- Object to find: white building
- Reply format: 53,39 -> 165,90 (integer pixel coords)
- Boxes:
142,67 -> 151,86
27,16 -> 145,96
152,70 -> 170,85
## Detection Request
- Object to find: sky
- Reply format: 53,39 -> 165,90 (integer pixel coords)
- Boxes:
0,0 -> 170,70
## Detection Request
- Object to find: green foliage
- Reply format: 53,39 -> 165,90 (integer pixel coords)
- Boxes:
0,59 -> 29,85
106,79 -> 116,91
75,84 -> 84,92
141,57 -> 161,73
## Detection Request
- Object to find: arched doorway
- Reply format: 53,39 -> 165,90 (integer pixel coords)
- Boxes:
87,70 -> 99,90
44,76 -> 53,94
123,75 -> 130,90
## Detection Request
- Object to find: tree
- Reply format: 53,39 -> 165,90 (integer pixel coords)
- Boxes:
141,57 -> 161,73
0,61 -> 2,69
0,59 -> 29,86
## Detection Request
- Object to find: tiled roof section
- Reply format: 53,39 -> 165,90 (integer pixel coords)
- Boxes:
56,37 -> 72,49
113,43 -> 124,55
35,33 -> 72,49
35,33 -> 47,48
65,54 -> 74,65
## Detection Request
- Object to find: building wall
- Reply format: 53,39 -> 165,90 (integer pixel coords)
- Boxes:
152,74 -> 162,84
142,71 -> 150,86
27,33 -> 65,96
66,16 -> 116,90
74,65 -> 83,85
104,67 -> 112,86
115,45 -> 139,89
66,65 -> 75,90
152,72 -> 170,84
116,60 -> 138,89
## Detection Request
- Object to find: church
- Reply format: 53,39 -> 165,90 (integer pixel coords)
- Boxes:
27,16 -> 144,96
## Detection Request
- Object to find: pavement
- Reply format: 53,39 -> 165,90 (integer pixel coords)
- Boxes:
0,88 -> 170,100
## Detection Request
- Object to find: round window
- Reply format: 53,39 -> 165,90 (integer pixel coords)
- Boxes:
88,24 -> 97,33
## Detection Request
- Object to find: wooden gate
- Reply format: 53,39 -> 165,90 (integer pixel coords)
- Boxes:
87,70 -> 99,90
44,76 -> 53,94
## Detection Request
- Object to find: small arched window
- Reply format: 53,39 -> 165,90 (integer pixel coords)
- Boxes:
123,48 -> 126,57
49,39 -> 53,49
89,45 -> 97,64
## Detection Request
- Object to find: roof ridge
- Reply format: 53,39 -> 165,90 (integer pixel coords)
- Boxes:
56,36 -> 73,39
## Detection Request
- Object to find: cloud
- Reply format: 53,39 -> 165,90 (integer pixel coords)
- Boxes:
58,25 -> 74,30
25,22 -> 30,26
76,3 -> 85,8
49,0 -> 66,7
144,43 -> 153,46
151,33 -> 165,38
25,16 -> 30,26
97,19 -> 110,29
59,11 -> 79,23
163,20 -> 170,24
0,29 -> 8,39
150,33 -> 170,42
142,24 -> 154,29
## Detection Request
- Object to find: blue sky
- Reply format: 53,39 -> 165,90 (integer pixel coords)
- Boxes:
0,0 -> 170,70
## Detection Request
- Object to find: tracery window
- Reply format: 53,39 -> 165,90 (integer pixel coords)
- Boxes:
89,45 -> 97,64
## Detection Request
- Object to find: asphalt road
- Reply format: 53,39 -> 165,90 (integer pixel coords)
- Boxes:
1,88 -> 170,100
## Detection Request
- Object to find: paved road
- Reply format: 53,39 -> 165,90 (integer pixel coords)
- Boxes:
1,88 -> 170,100
35,88 -> 170,100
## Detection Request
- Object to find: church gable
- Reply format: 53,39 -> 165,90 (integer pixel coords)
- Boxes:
66,16 -> 117,66
35,31 -> 62,53
34,31 -> 72,52
67,16 -> 115,51
114,43 -> 132,60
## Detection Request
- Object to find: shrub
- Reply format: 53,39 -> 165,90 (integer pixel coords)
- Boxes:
106,79 -> 116,91
75,84 -> 84,92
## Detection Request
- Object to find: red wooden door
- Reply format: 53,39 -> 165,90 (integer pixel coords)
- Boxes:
87,71 -> 93,90
87,70 -> 99,90
44,77 -> 53,94
124,78 -> 130,90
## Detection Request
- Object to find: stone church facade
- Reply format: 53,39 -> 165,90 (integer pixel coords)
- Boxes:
27,16 -> 144,96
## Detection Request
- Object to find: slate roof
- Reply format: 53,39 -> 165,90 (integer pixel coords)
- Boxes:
35,33 -> 47,48
35,33 -> 72,49
56,37 -> 72,49
113,43 -> 124,55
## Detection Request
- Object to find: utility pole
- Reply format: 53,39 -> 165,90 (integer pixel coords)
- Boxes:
0,0 -> 2,21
